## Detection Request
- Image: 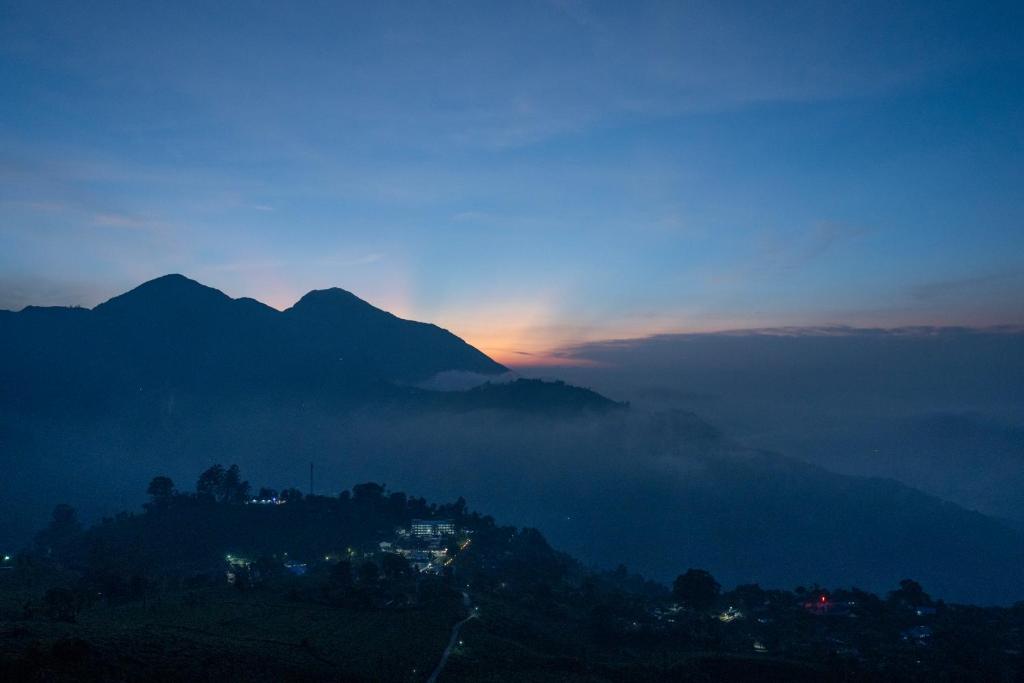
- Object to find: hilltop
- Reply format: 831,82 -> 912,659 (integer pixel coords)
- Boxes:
2,471 -> 1022,682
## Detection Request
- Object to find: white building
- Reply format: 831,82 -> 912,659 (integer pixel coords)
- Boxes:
410,519 -> 455,537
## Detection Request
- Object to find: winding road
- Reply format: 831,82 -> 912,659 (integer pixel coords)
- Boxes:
426,592 -> 476,683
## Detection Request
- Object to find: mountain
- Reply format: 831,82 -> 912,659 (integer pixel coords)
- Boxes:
0,274 -> 509,412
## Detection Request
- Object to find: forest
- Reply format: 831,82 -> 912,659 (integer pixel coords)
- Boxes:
2,464 -> 1022,681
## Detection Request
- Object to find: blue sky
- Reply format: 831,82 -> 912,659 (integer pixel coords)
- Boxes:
1,0 -> 1022,362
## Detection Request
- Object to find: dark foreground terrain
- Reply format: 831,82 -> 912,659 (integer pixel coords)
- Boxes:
1,466 -> 1022,682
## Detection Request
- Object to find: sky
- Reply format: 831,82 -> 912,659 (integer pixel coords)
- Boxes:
2,0 -> 1023,364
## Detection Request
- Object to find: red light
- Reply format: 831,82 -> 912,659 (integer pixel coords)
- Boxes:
820,595 -> 827,603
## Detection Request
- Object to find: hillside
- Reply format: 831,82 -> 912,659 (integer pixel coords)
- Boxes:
2,474 -> 1022,682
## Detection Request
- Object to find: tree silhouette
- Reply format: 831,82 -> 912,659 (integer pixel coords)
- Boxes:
889,578 -> 932,607
673,569 -> 720,611
280,487 -> 303,502
353,482 -> 385,504
219,464 -> 250,504
146,476 -> 176,506
196,464 -> 249,503
196,464 -> 225,500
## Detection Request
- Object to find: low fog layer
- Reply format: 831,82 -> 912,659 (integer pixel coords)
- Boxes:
521,327 -> 1024,523
4,396 -> 1024,605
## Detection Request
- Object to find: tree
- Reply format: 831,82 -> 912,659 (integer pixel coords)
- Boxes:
889,579 -> 931,608
196,464 -> 249,503
352,482 -> 385,504
673,569 -> 720,611
440,496 -> 467,519
731,583 -> 766,609
218,464 -> 250,504
280,487 -> 303,502
196,464 -> 225,501
146,476 -> 175,507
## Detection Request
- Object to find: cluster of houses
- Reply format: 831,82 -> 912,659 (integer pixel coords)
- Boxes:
223,518 -> 468,584
246,496 -> 286,506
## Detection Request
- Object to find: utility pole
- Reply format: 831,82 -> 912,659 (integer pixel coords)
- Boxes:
309,461 -> 314,497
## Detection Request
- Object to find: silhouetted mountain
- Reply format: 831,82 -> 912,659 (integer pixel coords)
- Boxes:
282,286 -> 505,386
0,274 -> 512,412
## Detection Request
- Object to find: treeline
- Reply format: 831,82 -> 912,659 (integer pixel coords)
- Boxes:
6,464 -> 1024,680
18,464 -> 562,613
26,467 -> 456,583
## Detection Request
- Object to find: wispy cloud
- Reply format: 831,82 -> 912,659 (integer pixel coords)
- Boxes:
909,272 -> 1022,302
752,220 -> 869,273
707,220 -> 868,287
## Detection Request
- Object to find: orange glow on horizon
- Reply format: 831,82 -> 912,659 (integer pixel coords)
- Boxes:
198,275 -> 1021,369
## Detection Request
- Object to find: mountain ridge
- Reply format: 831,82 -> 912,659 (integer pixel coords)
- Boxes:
0,274 -> 511,398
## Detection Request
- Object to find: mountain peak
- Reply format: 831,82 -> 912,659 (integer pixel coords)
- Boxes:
287,287 -> 390,319
9,274 -> 508,383
94,273 -> 231,315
